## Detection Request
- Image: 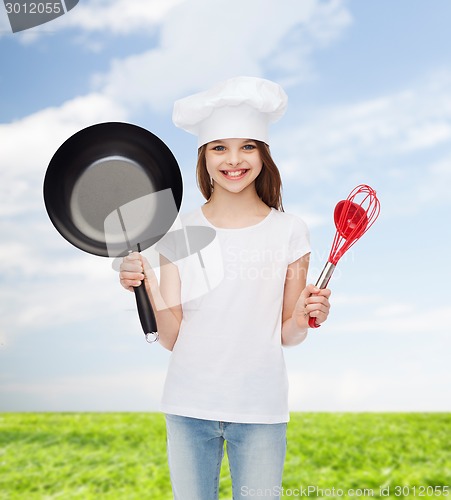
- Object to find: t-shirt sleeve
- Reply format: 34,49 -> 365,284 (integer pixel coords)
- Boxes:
154,216 -> 187,264
287,215 -> 311,264
155,230 -> 186,264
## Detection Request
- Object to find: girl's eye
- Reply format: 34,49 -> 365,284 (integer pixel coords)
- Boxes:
243,144 -> 256,150
212,145 -> 226,151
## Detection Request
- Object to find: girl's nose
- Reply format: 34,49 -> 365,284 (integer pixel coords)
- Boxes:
226,150 -> 242,166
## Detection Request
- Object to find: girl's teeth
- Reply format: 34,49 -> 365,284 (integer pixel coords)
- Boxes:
224,170 -> 246,177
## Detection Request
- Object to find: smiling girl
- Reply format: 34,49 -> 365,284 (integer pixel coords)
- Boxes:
119,77 -> 331,500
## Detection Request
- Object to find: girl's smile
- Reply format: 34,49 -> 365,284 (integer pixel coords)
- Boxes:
219,168 -> 250,180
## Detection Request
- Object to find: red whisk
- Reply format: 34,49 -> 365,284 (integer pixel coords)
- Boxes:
309,184 -> 381,328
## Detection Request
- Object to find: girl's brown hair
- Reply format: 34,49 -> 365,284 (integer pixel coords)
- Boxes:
196,140 -> 284,211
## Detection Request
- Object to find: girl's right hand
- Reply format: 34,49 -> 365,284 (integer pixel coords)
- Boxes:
119,252 -> 158,294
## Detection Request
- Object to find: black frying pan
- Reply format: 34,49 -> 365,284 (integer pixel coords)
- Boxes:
43,122 -> 183,342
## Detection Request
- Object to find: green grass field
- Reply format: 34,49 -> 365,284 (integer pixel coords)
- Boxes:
0,413 -> 449,499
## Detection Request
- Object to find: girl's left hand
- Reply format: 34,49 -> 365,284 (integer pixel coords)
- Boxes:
293,284 -> 331,329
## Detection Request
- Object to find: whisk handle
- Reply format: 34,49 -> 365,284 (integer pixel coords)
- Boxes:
309,261 -> 335,328
315,261 -> 336,289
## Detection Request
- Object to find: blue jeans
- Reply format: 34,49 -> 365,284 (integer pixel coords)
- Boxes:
165,414 -> 287,499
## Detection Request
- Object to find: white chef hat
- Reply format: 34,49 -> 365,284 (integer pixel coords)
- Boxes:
172,76 -> 288,147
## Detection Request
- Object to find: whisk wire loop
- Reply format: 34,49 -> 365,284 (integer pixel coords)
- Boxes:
329,184 -> 380,265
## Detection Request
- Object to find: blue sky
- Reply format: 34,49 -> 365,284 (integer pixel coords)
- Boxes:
1,0 -> 450,412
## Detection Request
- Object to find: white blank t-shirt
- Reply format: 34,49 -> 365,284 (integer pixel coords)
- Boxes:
157,207 -> 310,424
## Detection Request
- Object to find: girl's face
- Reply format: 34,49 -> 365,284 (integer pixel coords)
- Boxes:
204,138 -> 263,196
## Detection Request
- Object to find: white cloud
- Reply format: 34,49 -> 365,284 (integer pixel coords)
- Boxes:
328,292 -> 451,336
288,367 -> 451,411
0,253 -> 122,337
274,70 -> 451,188
0,368 -> 167,411
95,0 -> 352,112
283,202 -> 328,229
398,121 -> 451,152
286,290 -> 450,343
61,0 -> 185,34
349,305 -> 451,335
416,154 -> 451,204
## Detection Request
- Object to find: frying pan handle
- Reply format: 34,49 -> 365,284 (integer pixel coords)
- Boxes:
134,282 -> 158,341
308,261 -> 336,329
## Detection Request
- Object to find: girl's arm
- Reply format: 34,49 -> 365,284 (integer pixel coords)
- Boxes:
281,253 -> 331,346
120,253 -> 182,351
